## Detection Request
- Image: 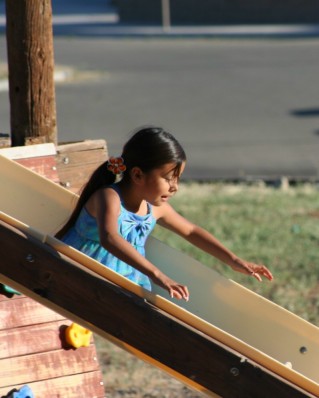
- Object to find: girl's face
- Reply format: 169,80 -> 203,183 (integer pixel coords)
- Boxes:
141,162 -> 185,206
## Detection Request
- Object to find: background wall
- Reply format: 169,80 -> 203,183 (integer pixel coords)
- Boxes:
117,0 -> 319,25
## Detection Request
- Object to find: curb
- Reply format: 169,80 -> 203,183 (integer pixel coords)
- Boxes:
2,14 -> 319,39
49,23 -> 319,39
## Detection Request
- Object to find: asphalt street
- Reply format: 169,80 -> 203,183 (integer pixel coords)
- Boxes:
0,1 -> 319,181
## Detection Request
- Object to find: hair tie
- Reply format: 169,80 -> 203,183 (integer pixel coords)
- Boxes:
107,156 -> 126,175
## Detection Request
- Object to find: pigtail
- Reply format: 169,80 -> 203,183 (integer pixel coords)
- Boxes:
55,161 -> 117,239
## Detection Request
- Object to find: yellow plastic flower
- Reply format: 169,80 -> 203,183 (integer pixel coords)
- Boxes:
65,323 -> 92,348
107,156 -> 126,175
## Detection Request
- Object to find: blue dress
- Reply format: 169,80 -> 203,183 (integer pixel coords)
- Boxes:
62,185 -> 156,290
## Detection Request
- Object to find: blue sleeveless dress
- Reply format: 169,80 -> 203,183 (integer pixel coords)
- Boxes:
61,185 -> 156,290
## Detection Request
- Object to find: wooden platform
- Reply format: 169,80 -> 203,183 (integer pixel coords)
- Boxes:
0,141 -> 107,398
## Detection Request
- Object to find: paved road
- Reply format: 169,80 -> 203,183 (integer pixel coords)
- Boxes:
1,1 -> 319,181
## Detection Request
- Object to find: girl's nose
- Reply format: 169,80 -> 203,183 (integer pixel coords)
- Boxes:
169,180 -> 178,192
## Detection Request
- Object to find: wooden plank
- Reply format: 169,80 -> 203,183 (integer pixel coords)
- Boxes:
15,156 -> 59,183
0,345 -> 99,387
56,148 -> 107,170
0,292 -> 23,302
0,222 -> 314,398
0,143 -> 59,182
0,143 -> 56,159
56,148 -> 107,192
0,320 -> 75,359
57,140 -> 107,153
0,370 -> 105,398
56,140 -> 108,193
0,296 -> 65,330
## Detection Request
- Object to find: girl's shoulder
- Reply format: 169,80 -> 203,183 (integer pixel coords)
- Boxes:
86,185 -> 121,217
90,185 -> 120,199
152,202 -> 174,220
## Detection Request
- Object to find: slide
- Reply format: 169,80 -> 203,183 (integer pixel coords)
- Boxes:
0,154 -> 318,397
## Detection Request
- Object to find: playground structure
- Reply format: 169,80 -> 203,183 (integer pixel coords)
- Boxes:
0,141 -> 107,397
0,143 -> 319,398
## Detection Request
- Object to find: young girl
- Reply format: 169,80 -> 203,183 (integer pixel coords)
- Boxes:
56,127 -> 273,301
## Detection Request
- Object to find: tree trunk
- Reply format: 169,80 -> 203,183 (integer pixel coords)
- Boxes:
5,0 -> 57,146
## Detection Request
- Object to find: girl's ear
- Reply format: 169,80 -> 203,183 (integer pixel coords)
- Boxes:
130,167 -> 144,184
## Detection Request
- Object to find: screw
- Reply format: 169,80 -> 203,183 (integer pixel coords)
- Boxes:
300,346 -> 307,354
26,254 -> 35,263
230,367 -> 240,376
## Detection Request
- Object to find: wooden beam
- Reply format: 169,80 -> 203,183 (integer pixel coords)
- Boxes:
0,221 -> 314,398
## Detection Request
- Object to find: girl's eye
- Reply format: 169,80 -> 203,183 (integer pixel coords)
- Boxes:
165,176 -> 179,184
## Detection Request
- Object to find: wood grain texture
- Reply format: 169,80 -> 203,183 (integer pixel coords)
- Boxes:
56,140 -> 108,192
16,156 -> 59,183
0,319 -> 72,359
0,345 -> 99,387
0,370 -> 105,398
0,295 -> 64,330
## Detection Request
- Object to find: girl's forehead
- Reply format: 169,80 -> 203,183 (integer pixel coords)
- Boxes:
158,162 -> 186,175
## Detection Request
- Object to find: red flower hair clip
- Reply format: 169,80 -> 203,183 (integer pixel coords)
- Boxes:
107,156 -> 126,175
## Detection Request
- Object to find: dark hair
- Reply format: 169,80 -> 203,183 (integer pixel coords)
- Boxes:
55,127 -> 186,239
122,126 -> 186,174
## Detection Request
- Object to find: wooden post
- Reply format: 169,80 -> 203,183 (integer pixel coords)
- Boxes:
5,0 -> 57,146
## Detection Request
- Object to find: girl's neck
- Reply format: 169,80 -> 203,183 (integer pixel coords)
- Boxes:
117,181 -> 146,215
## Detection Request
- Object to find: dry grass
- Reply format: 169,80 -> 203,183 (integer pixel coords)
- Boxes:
94,337 -> 205,398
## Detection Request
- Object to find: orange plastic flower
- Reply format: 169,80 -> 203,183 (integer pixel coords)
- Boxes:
107,156 -> 126,175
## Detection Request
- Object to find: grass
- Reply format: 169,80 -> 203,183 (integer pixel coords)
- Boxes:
95,182 -> 319,397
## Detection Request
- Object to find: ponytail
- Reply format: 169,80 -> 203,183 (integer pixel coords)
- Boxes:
55,161 -> 116,239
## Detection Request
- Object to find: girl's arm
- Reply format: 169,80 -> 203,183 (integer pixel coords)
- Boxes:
156,203 -> 273,282
88,188 -> 189,300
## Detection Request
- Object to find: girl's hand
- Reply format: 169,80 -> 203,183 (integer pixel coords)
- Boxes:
231,258 -> 273,282
152,271 -> 190,301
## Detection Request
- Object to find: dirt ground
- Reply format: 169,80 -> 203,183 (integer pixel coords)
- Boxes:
94,336 -> 207,398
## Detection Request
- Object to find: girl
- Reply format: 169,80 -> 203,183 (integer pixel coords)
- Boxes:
56,127 -> 273,301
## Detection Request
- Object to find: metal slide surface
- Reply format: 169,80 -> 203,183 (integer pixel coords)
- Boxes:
0,154 -> 318,397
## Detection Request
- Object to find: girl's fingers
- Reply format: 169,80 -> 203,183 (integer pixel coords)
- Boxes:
250,265 -> 274,281
251,272 -> 262,282
169,284 -> 190,301
181,285 -> 190,301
